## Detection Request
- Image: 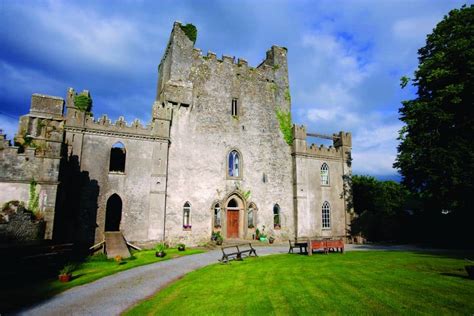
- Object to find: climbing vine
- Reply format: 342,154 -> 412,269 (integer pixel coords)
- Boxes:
28,180 -> 40,214
276,107 -> 293,145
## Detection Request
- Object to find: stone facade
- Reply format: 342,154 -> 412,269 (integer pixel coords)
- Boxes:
0,22 -> 352,246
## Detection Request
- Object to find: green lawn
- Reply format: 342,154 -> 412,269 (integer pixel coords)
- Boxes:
126,251 -> 474,315
1,247 -> 203,313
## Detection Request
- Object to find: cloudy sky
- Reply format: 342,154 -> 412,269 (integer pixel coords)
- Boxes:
0,0 -> 469,180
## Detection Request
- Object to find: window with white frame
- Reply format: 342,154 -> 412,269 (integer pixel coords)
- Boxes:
322,201 -> 331,229
321,163 -> 329,185
228,150 -> 240,177
183,202 -> 191,229
214,203 -> 221,227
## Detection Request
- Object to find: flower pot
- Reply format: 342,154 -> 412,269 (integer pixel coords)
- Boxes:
466,265 -> 474,279
216,239 -> 223,245
178,246 -> 185,251
269,238 -> 275,244
155,251 -> 166,258
58,273 -> 72,282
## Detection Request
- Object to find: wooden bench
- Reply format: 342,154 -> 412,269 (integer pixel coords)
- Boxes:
325,239 -> 344,253
289,239 -> 309,254
311,240 -> 327,254
220,243 -> 257,263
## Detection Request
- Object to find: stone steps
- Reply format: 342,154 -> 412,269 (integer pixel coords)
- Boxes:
104,231 -> 131,259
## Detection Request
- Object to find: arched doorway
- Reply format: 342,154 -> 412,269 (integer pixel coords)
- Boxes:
226,196 -> 243,238
105,194 -> 122,231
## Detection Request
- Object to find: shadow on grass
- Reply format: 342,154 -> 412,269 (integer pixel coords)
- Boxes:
440,272 -> 472,280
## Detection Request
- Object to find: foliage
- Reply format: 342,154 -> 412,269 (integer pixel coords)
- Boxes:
272,64 -> 280,71
275,107 -> 293,145
350,175 -> 414,241
177,243 -> 185,248
59,263 -> 77,275
156,243 -> 166,252
179,23 -> 197,44
399,75 -> 410,88
74,94 -> 92,112
243,190 -> 251,200
126,252 -> 474,315
28,180 -> 40,215
394,5 -> 474,230
284,88 -> 291,103
212,231 -> 223,242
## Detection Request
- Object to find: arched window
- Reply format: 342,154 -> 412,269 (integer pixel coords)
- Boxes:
213,203 -> 221,228
109,142 -> 126,172
321,163 -> 329,185
248,203 -> 256,228
322,201 -> 331,229
228,150 -> 240,177
273,204 -> 281,228
183,202 -> 191,229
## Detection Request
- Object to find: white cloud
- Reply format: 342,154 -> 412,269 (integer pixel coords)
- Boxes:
0,115 -> 18,141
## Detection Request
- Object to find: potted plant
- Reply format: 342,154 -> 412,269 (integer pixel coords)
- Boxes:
269,236 -> 275,244
177,243 -> 185,251
58,263 -> 76,282
255,228 -> 260,240
155,243 -> 166,258
214,232 -> 223,245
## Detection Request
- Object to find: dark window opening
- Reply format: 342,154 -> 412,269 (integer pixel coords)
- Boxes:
109,142 -> 126,172
273,204 -> 281,228
181,103 -> 190,108
232,98 -> 238,116
105,194 -> 122,231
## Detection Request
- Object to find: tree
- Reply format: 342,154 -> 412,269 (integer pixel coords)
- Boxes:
350,175 -> 412,241
394,5 -> 474,228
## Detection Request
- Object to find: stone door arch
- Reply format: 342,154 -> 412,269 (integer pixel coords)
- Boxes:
105,194 -> 122,231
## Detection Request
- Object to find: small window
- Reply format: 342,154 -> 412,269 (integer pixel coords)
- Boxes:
273,204 -> 281,229
321,163 -> 329,185
214,203 -> 221,228
228,150 -> 240,177
322,201 -> 331,229
231,98 -> 238,116
248,203 -> 256,228
109,142 -> 126,172
183,202 -> 191,229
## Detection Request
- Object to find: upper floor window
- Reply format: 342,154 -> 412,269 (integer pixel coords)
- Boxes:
228,150 -> 240,177
321,163 -> 329,185
273,204 -> 281,229
322,201 -> 331,229
183,202 -> 191,229
110,142 -> 126,172
231,98 -> 238,116
214,203 -> 221,228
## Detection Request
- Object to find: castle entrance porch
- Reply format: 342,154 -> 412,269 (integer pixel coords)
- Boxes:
226,196 -> 243,239
105,194 -> 122,231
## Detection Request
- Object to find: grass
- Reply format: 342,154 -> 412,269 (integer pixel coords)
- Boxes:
0,247 -> 203,313
126,251 -> 474,315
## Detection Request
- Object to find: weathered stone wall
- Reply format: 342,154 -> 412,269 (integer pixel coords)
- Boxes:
0,94 -> 64,239
64,88 -> 170,245
160,23 -> 294,245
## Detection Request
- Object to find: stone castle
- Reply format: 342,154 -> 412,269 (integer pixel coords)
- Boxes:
0,22 -> 353,246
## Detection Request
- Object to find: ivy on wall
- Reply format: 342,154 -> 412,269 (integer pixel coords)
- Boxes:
74,94 -> 92,112
28,180 -> 40,214
179,23 -> 197,44
276,107 -> 293,145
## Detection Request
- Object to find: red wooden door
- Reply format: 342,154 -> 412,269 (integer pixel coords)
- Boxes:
227,210 -> 239,238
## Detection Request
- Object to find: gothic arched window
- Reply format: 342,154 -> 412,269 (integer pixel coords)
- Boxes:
321,163 -> 329,185
322,201 -> 331,229
228,150 -> 241,178
183,202 -> 191,229
213,203 -> 221,227
109,142 -> 126,172
273,204 -> 281,229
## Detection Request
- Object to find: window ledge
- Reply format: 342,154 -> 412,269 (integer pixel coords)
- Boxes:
109,171 -> 126,175
321,184 -> 330,187
322,228 -> 331,230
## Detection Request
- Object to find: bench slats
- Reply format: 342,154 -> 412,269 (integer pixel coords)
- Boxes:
220,243 -> 258,263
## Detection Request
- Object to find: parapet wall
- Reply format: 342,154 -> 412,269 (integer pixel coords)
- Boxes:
65,88 -> 170,139
292,125 -> 352,160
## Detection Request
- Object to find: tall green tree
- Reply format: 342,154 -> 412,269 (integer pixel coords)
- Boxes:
394,5 -> 474,222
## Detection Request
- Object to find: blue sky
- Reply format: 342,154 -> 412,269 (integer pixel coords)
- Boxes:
0,0 -> 470,180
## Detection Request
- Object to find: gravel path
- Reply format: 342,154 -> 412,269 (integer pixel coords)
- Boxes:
19,244 -> 430,316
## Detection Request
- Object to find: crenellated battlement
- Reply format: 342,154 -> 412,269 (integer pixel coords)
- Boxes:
292,124 -> 351,160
